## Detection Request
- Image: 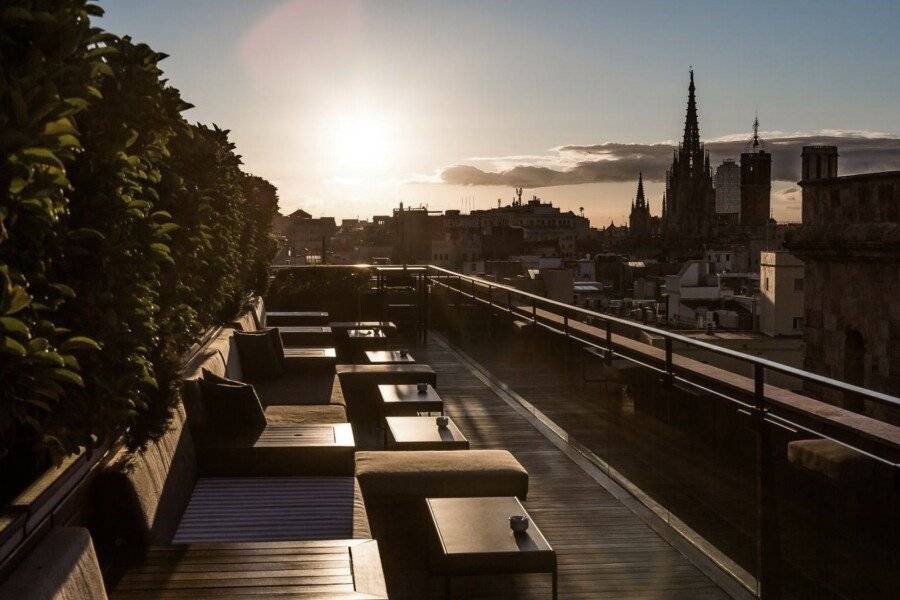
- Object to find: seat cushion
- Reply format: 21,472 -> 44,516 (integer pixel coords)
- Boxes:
355,450 -> 529,506
787,438 -> 878,484
199,370 -> 267,435
234,328 -> 285,380
264,404 -> 348,425
254,373 -> 346,407
173,477 -> 371,543
0,527 -> 108,600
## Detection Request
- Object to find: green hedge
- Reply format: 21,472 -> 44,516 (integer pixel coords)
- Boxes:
0,1 -> 277,472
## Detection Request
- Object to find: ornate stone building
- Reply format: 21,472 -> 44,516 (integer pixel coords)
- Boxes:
662,70 -> 716,243
628,172 -> 652,240
787,145 -> 900,416
739,117 -> 772,228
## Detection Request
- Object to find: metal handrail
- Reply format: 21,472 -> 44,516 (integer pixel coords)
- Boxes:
424,265 -> 900,411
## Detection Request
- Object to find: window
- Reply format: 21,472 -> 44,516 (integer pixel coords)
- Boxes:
764,277 -> 770,291
792,317 -> 803,330
794,278 -> 804,292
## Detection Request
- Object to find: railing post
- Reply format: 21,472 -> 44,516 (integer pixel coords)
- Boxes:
754,363 -> 781,599
532,298 -> 537,325
664,337 -> 674,387
605,319 -> 613,364
423,271 -> 429,344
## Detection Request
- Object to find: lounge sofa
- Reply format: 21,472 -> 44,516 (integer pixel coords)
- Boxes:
181,327 -> 348,427
0,527 -> 108,600
90,404 -> 372,582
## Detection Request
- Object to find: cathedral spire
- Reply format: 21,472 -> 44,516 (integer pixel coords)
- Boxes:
751,111 -> 761,150
682,68 -> 700,153
635,172 -> 646,207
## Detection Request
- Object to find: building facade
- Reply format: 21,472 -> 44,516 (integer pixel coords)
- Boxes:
759,251 -> 804,337
787,145 -> 900,412
714,159 -> 741,218
662,70 -> 716,242
740,119 -> 772,228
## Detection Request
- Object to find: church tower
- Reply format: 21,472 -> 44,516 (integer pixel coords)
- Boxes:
740,116 -> 772,227
662,69 -> 716,243
629,172 -> 651,240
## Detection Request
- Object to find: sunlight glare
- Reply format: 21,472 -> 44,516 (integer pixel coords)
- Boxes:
325,112 -> 396,175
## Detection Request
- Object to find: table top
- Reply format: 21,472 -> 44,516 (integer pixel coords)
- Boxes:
385,416 -> 468,449
348,329 -> 387,339
365,350 -> 415,364
266,311 -> 329,318
283,346 -> 337,359
250,423 -> 355,448
378,384 -> 441,405
426,497 -> 554,571
275,325 -> 332,333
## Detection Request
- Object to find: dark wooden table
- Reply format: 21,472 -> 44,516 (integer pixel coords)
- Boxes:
378,383 -> 443,416
365,350 -> 415,364
266,310 -> 330,326
111,539 -> 387,599
385,416 -> 468,450
426,497 -> 557,600
277,325 -> 333,346
198,423 -> 356,476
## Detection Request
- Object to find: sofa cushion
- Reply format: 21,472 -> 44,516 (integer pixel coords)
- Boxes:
91,405 -> 198,559
200,369 -> 267,435
172,477 -> 370,542
180,349 -> 226,430
0,527 -> 108,600
263,404 -> 348,425
254,372 -> 345,407
234,328 -> 284,380
355,450 -> 528,506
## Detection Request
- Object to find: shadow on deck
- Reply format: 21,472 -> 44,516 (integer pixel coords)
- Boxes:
380,335 -> 738,600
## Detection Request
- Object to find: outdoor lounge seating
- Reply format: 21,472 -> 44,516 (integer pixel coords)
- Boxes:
336,363 -> 437,421
90,404 -> 372,581
0,527 -> 109,600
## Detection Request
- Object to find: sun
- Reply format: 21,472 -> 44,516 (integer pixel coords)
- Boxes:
326,112 -> 395,174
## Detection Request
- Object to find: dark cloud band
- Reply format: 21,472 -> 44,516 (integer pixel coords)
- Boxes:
441,134 -> 900,187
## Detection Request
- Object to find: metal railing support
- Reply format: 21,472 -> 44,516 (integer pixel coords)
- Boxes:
605,320 -> 613,364
754,364 -> 781,599
665,337 -> 674,387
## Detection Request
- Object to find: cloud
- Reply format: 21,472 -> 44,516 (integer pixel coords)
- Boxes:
439,131 -> 900,187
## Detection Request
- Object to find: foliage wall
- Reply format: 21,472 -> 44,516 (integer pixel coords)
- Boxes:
0,1 -> 278,471
267,267 -> 370,320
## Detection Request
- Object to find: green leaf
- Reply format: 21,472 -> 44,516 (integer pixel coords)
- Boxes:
51,283 -> 76,298
9,178 -> 27,194
68,228 -> 106,242
61,336 -> 101,351
50,368 -> 84,387
4,285 -> 30,314
20,147 -> 64,168
1,7 -> 34,24
0,335 -> 26,356
0,316 -> 29,337
42,118 -> 77,137
85,45 -> 119,59
31,351 -> 66,367
150,211 -> 172,221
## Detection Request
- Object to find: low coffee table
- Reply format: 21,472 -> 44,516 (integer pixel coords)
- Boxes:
197,423 -> 356,476
426,496 -> 557,599
385,416 -> 468,450
277,325 -> 333,346
378,383 -> 443,416
266,311 -> 329,326
366,349 -> 415,364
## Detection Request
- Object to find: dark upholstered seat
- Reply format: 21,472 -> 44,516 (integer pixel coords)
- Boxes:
337,364 -> 437,420
263,403 -> 348,425
355,450 -> 529,506
0,527 -> 108,600
173,477 -> 370,543
91,404 -> 372,573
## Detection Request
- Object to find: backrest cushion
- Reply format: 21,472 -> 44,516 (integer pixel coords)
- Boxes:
207,328 -> 244,380
234,328 -> 285,381
0,527 -> 108,600
199,369 -> 267,434
180,349 -> 227,430
231,311 -> 259,333
91,404 -> 198,561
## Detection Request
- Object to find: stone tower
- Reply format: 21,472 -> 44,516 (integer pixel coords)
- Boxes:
662,70 -> 716,242
629,172 -> 651,240
740,117 -> 772,227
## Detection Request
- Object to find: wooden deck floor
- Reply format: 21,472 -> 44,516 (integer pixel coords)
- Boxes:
383,335 -> 734,600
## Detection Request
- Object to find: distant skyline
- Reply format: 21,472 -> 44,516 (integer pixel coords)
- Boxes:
101,1 -> 900,226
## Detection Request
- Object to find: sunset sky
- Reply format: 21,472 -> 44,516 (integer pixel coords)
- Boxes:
102,1 -> 900,226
